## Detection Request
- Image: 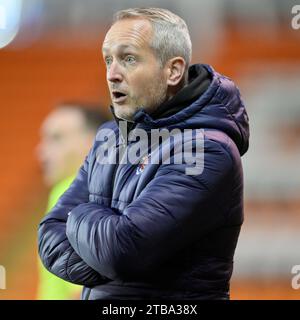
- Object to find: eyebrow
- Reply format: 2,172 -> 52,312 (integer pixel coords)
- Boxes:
102,44 -> 138,54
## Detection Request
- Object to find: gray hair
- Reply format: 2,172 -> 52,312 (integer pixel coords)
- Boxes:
113,8 -> 192,73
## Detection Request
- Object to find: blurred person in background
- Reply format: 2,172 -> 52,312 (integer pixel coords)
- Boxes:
36,103 -> 107,299
38,8 -> 249,300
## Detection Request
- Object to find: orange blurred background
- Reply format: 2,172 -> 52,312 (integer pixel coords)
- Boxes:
0,0 -> 300,299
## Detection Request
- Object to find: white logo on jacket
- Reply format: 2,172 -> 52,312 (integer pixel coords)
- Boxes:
136,155 -> 150,175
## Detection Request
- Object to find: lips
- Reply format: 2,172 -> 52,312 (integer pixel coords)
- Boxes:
112,90 -> 127,104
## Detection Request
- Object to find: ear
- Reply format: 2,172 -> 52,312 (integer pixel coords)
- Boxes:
166,57 -> 186,87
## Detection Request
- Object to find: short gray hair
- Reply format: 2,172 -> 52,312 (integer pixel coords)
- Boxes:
113,8 -> 192,73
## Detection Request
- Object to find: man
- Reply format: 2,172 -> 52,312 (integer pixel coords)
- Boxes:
37,103 -> 107,299
38,8 -> 249,300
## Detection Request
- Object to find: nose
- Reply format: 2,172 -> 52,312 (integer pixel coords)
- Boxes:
107,60 -> 123,83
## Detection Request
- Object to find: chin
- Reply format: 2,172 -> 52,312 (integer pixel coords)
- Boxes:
114,105 -> 136,122
44,176 -> 55,187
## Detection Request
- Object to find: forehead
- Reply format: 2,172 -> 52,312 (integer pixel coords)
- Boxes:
102,18 -> 153,53
41,109 -> 84,136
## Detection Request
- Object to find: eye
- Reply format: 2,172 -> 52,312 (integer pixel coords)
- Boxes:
51,132 -> 63,142
104,56 -> 113,66
124,55 -> 136,64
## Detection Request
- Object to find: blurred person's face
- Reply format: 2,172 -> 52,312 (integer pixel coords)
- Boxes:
102,18 -> 170,121
37,108 -> 94,186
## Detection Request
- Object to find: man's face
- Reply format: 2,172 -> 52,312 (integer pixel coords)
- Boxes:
102,18 -> 169,121
37,108 -> 93,186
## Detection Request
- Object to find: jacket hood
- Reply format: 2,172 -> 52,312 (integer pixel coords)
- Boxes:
132,64 -> 250,156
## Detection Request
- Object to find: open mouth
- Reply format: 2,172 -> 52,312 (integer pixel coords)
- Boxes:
112,91 -> 127,103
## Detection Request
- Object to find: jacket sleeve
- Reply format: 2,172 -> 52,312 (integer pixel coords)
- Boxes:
38,153 -> 108,286
65,140 -> 235,281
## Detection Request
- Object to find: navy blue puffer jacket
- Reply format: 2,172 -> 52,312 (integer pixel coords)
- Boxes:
38,64 -> 249,300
